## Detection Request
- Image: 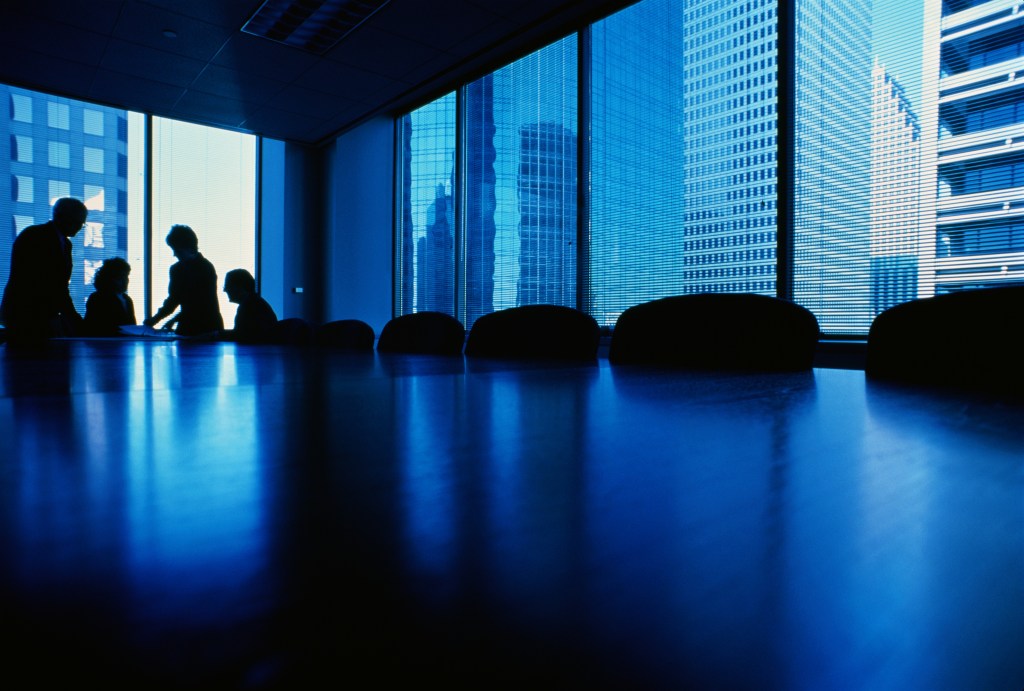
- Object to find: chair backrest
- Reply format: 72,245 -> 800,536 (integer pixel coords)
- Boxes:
609,293 -> 820,371
464,304 -> 600,360
315,319 -> 375,351
272,317 -> 315,346
866,286 -> 1024,392
376,311 -> 465,355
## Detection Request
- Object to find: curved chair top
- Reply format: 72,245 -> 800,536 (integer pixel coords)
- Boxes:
464,304 -> 600,361
609,293 -> 820,371
866,285 -> 1024,392
377,311 -> 465,355
316,319 -> 375,351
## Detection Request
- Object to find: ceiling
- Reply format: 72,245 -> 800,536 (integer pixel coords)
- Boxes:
0,0 -> 634,147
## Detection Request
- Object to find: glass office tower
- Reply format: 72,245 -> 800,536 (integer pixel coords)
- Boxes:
870,61 -> 923,315
2,86 -> 129,314
793,0 -> 874,333
920,0 -> 1024,294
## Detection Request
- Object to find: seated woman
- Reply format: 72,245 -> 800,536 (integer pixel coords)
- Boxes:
83,257 -> 137,336
223,269 -> 278,343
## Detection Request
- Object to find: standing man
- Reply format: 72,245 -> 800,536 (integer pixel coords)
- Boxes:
1,197 -> 88,346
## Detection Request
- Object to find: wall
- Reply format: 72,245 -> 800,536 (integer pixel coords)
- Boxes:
260,138 -> 327,323
324,116 -> 394,336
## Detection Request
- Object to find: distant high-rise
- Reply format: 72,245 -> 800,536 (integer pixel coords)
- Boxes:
680,0 -> 779,297
415,183 -> 454,313
792,0 -> 874,332
516,122 -> 577,307
870,61 -> 922,315
920,0 -> 1024,293
2,86 -> 128,313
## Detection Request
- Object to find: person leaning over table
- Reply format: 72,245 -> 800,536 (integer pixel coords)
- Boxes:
143,224 -> 223,336
1,197 -> 88,347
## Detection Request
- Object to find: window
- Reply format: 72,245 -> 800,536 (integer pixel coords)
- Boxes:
397,0 -> 1014,336
395,37 -> 577,327
13,135 -> 33,163
48,141 -> 70,169
83,109 -> 104,136
84,147 -> 104,173
396,92 -> 456,317
10,93 -> 31,123
1,84 -> 259,320
151,117 -> 257,323
14,175 -> 34,203
49,179 -> 70,202
47,101 -> 70,129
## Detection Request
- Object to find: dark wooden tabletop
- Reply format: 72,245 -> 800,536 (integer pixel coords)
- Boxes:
1,340 -> 1022,688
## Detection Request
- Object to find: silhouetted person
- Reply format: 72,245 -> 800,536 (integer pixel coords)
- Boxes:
143,225 -> 223,336
83,257 -> 137,337
223,269 -> 278,343
1,197 -> 88,347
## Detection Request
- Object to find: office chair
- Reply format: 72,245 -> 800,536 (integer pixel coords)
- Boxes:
609,293 -> 820,370
464,304 -> 600,360
376,311 -> 465,355
866,285 -> 1024,392
315,319 -> 375,351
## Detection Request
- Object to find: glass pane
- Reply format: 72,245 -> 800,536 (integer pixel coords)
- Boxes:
396,92 -> 456,317
1,85 -> 133,316
151,118 -> 257,326
464,36 -> 578,326
794,0 -> 1023,334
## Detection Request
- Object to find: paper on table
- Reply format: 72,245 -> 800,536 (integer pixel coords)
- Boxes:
119,325 -> 180,338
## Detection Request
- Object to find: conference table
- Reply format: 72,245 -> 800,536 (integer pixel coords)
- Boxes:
1,339 -> 1022,688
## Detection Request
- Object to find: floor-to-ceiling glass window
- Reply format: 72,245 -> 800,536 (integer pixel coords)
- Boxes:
396,92 -> 456,317
396,0 -> 1020,338
1,84 -> 259,332
590,0 -> 778,327
151,117 -> 257,327
464,36 -> 578,327
2,85 -> 136,315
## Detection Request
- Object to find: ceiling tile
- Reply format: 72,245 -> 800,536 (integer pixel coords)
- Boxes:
212,33 -> 320,82
369,2 -> 500,51
113,1 -> 232,62
190,65 -> 288,106
272,85 -> 362,120
101,39 -> 207,88
0,13 -> 109,67
88,70 -> 186,113
173,90 -> 256,128
293,60 -> 403,101
9,1 -> 123,34
137,0 -> 260,29
324,25 -> 445,81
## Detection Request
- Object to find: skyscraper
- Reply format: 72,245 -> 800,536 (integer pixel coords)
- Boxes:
870,61 -> 922,314
516,122 -> 577,307
681,0 -> 780,298
792,0 -> 874,333
920,0 -> 1024,294
2,86 -> 129,313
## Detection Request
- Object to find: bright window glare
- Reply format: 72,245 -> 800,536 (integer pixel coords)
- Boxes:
151,118 -> 258,326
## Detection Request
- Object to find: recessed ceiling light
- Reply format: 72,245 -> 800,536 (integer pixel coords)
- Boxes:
241,0 -> 390,55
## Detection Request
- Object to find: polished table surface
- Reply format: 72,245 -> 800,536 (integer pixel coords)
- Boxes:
1,340 -> 1022,689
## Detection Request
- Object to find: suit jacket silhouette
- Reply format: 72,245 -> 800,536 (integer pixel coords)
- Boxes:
1,221 -> 80,340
